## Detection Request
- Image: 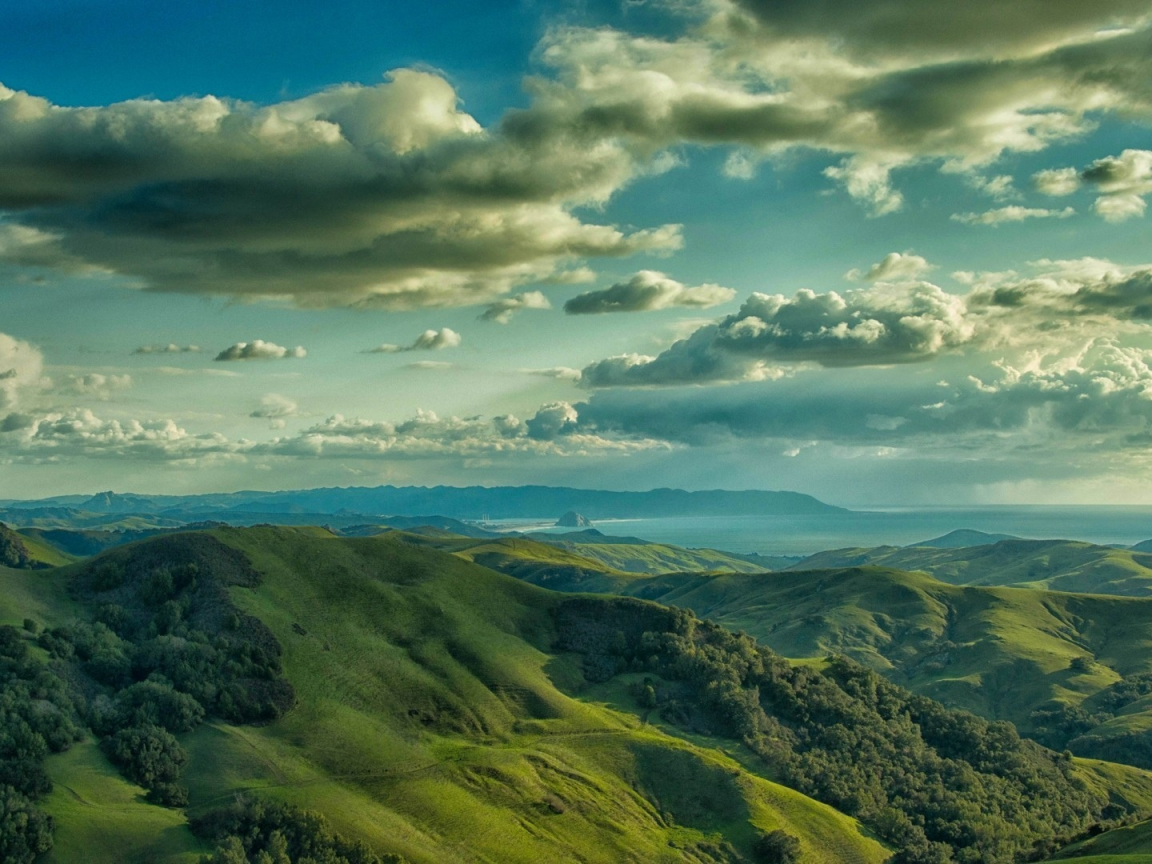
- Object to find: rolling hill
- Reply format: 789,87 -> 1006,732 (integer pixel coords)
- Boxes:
2,528 -> 1145,862
790,538 -> 1152,596
429,535 -> 1152,773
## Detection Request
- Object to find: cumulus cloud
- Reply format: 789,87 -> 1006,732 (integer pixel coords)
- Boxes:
1036,149 -> 1152,221
0,407 -> 234,462
564,270 -> 736,314
133,344 -> 201,355
68,373 -> 132,399
0,0 -> 1147,310
568,340 -> 1152,472
0,70 -> 681,309
521,6 -> 1152,215
1033,167 -> 1081,196
581,279 -> 974,385
250,394 -> 298,428
0,332 -> 45,410
951,205 -> 1075,225
579,255 -> 1152,387
846,252 -> 931,282
0,399 -> 667,466
214,340 -> 307,361
479,291 -> 551,323
363,327 -> 462,353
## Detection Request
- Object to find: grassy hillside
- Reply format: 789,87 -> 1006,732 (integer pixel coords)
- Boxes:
791,539 -> 1152,596
0,530 -> 890,864
1050,817 -> 1152,860
0,522 -> 74,568
612,566 -> 1152,769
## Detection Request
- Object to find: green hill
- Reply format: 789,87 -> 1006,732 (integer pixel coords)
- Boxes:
791,538 -> 1152,596
3,528 -> 1148,862
0,522 -> 74,568
0,531 -> 891,863
439,535 -> 1152,773
1050,816 -> 1152,860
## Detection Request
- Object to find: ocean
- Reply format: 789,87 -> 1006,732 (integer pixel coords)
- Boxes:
489,506 -> 1152,557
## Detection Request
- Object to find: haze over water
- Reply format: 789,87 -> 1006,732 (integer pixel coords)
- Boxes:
519,507 -> 1152,557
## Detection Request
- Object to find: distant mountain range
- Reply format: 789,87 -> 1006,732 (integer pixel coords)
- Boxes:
0,483 -> 845,521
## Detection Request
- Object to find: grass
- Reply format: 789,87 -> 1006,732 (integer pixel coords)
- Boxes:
603,566 -> 1152,737
40,739 -> 203,864
1050,817 -> 1152,860
169,526 -> 889,863
792,539 -> 1152,596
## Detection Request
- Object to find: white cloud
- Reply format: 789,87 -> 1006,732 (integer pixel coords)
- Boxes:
564,270 -> 736,314
68,373 -> 133,399
846,252 -> 931,282
363,327 -> 461,353
250,394 -> 299,428
479,291 -> 552,323
133,344 -> 201,355
1034,167 -> 1081,196
1035,149 -> 1152,222
0,332 -> 45,410
951,205 -> 1075,225
521,367 -> 583,382
214,340 -> 307,361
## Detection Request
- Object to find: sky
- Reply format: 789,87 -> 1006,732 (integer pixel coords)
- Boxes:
1,0 -> 1152,506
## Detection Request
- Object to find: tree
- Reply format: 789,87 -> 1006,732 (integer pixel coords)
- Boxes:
754,829 -> 801,863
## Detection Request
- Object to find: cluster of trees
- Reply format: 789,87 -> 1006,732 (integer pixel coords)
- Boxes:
556,597 -> 1127,863
192,796 -> 406,864
0,524 -> 41,570
33,534 -> 295,808
0,623 -> 83,862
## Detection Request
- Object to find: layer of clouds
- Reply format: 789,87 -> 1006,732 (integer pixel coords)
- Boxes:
479,291 -> 551,323
581,340 -> 1152,459
951,205 -> 1075,225
214,340 -> 307,361
0,401 -> 666,464
0,1 -> 1148,309
564,270 -> 736,314
363,327 -> 462,353
522,4 -> 1152,214
133,344 -> 201,355
579,255 -> 1152,386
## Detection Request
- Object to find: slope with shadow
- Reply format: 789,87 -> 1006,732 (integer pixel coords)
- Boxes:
617,566 -> 1152,772
0,522 -> 74,568
0,529 -> 888,864
790,538 -> 1152,596
435,534 -> 1152,774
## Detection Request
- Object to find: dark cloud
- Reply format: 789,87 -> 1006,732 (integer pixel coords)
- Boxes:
214,340 -> 306,361
564,270 -> 735,314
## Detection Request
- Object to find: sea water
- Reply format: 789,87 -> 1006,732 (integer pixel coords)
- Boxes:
491,506 -> 1152,557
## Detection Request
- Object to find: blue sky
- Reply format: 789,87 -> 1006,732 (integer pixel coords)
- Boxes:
2,0 -> 1152,505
